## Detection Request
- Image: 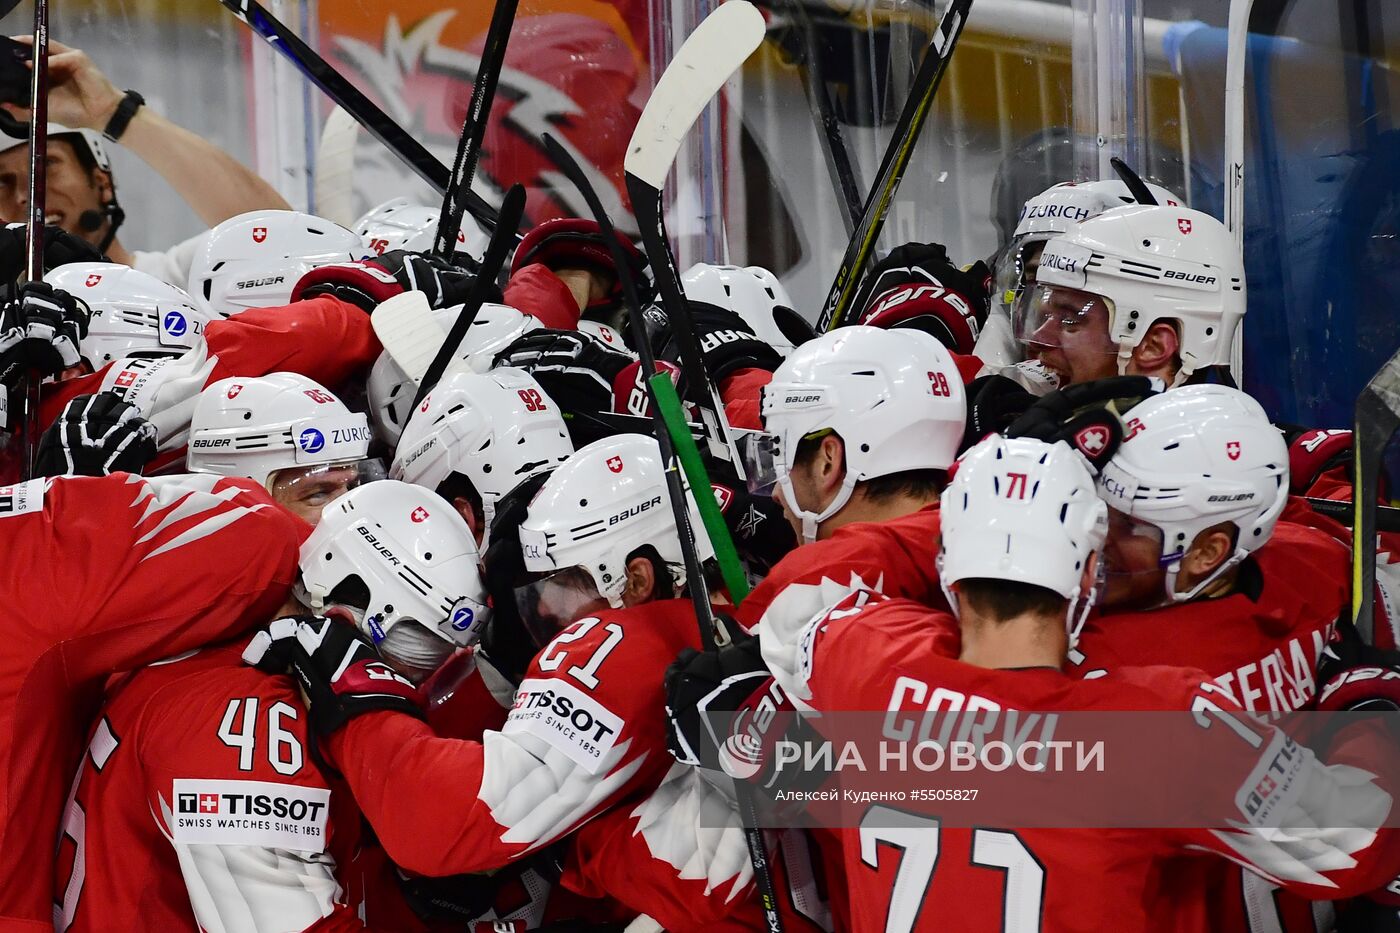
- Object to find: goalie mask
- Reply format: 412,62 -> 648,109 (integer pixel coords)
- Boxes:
390,367 -> 574,548
298,480 -> 490,677
50,262 -> 209,370
189,373 -> 384,523
1096,384 -> 1288,604
1019,205 -> 1244,386
355,196 -> 490,263
189,210 -> 364,318
741,326 -> 965,543
367,303 -> 543,446
513,433 -> 712,644
940,434 -> 1108,641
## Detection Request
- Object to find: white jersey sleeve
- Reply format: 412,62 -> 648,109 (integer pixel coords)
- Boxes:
132,230 -> 210,291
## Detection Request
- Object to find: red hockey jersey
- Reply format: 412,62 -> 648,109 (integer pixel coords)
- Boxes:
53,643 -> 364,933
322,599 -> 704,877
794,596 -> 1400,932
0,473 -> 304,932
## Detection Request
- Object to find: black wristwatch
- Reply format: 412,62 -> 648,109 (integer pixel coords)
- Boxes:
102,90 -> 145,142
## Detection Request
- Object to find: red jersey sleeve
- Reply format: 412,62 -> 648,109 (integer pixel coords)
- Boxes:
501,264 -> 584,330
203,295 -> 380,390
323,601 -> 701,877
719,368 -> 773,431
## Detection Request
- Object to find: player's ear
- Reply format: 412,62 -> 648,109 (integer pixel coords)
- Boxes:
453,495 -> 482,546
1131,320 -> 1180,376
1181,523 -> 1235,581
815,432 -> 845,492
621,554 -> 657,607
1080,551 -> 1100,598
93,167 -> 114,204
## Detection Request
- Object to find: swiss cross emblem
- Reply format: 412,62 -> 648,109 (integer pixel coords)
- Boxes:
1177,218 -> 1193,235
1075,426 -> 1109,455
85,273 -> 102,287
225,383 -> 243,399
712,484 -> 734,512
411,507 -> 429,523
252,226 -> 268,243
199,794 -> 220,813
114,370 -> 136,387
606,456 -> 624,474
1226,441 -> 1241,461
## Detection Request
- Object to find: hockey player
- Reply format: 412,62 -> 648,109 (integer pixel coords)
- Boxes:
244,434 -> 730,889
1015,203 -> 1243,389
0,469 -> 306,931
0,37 -> 292,283
187,373 -> 384,525
505,217 -> 648,331
671,434 -> 1400,930
55,480 -> 527,932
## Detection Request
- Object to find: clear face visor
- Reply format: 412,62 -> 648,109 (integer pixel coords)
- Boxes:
736,429 -> 784,497
991,236 -> 1047,317
1102,506 -> 1173,578
512,565 -> 610,648
1014,284 -> 1119,356
268,458 -> 387,525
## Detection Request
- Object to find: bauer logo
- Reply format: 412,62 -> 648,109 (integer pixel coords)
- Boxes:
171,779 -> 330,852
297,428 -> 326,454
505,678 -> 623,774
609,495 -> 661,527
163,310 -> 187,338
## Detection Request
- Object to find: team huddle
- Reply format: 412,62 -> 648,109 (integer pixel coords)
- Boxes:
0,37 -> 1397,933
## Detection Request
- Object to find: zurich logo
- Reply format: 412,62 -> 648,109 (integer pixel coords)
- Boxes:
450,606 -> 476,631
297,428 -> 325,453
163,310 -> 187,337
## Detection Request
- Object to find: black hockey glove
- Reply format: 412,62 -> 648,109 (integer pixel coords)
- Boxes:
962,374 -> 1035,451
397,846 -> 564,924
493,328 -> 635,417
648,301 -> 784,381
477,470 -> 556,683
0,281 -> 92,394
243,615 -> 423,736
292,249 -> 494,313
1337,899 -> 1400,933
1003,376 -> 1161,473
0,223 -> 106,281
849,241 -> 991,354
35,391 -> 157,477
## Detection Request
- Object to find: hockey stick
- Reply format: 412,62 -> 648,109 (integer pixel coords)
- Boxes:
814,0 -> 973,333
410,183 -> 526,413
1109,157 -> 1159,206
1223,0 -> 1254,382
1306,497 -> 1400,534
314,105 -> 359,227
778,0 -> 862,233
432,0 -> 519,259
542,129 -> 785,933
18,0 -> 47,479
623,0 -> 767,467
1352,348 -> 1400,644
216,0 -> 511,238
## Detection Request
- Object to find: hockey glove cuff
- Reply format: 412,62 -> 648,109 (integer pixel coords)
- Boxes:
36,391 -> 157,477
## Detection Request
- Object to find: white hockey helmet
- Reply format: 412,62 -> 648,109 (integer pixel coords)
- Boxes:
1024,205 -> 1245,385
49,262 -> 209,369
680,262 -> 813,356
940,435 -> 1108,632
188,210 -> 364,318
355,196 -> 490,263
743,325 -> 966,542
390,367 -> 574,547
516,434 -> 712,630
189,372 -> 380,489
577,318 -> 629,352
367,303 -> 543,446
298,480 -> 490,671
1096,385 -> 1288,602
0,124 -> 111,172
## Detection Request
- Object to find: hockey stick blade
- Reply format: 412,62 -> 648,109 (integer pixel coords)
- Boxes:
411,183 -> 526,412
433,0 -> 520,258
217,0 -> 511,238
1110,157 -> 1159,206
1352,348 -> 1400,643
371,291 -> 442,388
623,1 -> 766,189
315,105 -> 360,227
815,0 -> 972,332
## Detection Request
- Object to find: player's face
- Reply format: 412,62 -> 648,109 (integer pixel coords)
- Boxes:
1018,284 -> 1119,386
0,140 -> 108,243
1100,506 -> 1169,609
269,464 -> 361,525
513,566 -> 609,646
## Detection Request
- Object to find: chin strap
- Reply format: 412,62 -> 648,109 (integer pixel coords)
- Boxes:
1066,559 -> 1107,649
783,470 -> 859,544
1162,547 -> 1247,604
